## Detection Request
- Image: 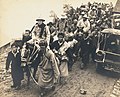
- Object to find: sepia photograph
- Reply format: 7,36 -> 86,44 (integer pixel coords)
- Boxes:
0,0 -> 120,97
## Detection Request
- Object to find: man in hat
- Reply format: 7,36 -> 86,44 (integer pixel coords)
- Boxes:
78,11 -> 85,20
38,40 -> 60,96
77,14 -> 91,69
77,14 -> 90,34
47,22 -> 56,44
88,6 -> 97,19
30,17 -> 50,48
6,43 -> 24,90
58,15 -> 67,32
96,5 -> 105,19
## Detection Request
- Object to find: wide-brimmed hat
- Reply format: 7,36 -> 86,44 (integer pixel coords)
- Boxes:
36,17 -> 45,21
60,14 -> 67,19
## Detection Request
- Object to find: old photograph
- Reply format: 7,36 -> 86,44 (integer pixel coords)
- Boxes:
0,0 -> 120,97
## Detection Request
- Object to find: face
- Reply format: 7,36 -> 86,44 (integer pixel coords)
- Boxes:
37,20 -> 43,25
58,35 -> 64,43
12,46 -> 17,53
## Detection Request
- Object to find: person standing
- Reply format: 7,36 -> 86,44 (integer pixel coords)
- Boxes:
38,40 -> 60,96
77,14 -> 91,69
50,32 -> 69,84
6,43 -> 24,90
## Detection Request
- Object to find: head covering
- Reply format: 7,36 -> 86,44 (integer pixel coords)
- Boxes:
25,30 -> 30,34
11,42 -> 17,48
36,17 -> 45,21
10,40 -> 18,48
60,15 -> 67,19
47,22 -> 54,26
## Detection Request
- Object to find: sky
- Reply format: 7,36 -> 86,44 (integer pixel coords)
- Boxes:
0,0 -> 118,47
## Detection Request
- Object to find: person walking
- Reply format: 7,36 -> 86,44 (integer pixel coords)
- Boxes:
6,43 -> 24,90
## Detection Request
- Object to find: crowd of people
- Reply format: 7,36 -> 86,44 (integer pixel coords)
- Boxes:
5,1 -> 114,96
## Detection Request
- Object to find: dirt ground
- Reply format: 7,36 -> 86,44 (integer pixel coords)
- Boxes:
0,51 -> 118,97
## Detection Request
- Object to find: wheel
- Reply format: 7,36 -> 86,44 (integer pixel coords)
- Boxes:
96,63 -> 104,73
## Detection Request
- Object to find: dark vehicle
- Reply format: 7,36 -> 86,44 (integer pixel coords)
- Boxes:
95,28 -> 120,73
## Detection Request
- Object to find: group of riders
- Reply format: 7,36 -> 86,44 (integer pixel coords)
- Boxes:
6,1 -> 114,96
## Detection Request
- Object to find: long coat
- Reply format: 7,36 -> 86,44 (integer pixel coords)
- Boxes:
38,49 -> 60,87
6,51 -> 24,81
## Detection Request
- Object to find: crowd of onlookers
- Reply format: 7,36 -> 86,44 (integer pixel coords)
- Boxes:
45,1 -> 114,70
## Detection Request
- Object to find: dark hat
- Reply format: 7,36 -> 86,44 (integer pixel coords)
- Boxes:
36,17 -> 45,21
25,29 -> 30,32
47,22 -> 53,26
80,4 -> 86,8
81,7 -> 87,11
25,30 -> 30,33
